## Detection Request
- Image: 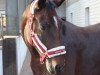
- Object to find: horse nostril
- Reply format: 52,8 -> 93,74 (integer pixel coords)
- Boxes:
55,65 -> 62,72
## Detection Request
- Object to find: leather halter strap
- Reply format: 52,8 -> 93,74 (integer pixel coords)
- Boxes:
29,0 -> 66,64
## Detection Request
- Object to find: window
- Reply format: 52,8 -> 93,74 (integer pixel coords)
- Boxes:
85,7 -> 90,26
70,13 -> 73,23
1,14 -> 6,27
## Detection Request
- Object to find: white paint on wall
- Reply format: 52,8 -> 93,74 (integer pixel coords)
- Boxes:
66,0 -> 100,27
16,36 -> 28,75
56,1 -> 66,18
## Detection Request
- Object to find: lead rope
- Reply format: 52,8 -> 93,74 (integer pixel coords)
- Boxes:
29,0 -> 66,64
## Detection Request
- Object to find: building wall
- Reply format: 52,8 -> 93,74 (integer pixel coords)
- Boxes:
0,0 -> 5,74
0,0 -> 5,10
67,0 -> 79,6
56,1 -> 66,18
66,0 -> 100,27
16,36 -> 27,75
0,0 -> 5,17
0,0 -> 29,75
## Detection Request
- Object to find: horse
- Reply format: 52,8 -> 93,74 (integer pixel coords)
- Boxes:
21,0 -> 100,75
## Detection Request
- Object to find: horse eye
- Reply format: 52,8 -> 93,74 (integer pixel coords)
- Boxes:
42,26 -> 46,31
42,25 -> 50,31
36,8 -> 42,11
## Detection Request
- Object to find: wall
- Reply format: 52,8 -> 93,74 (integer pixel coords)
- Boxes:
0,0 -> 5,10
56,1 -> 66,18
0,0 -> 5,29
67,0 -> 79,6
1,36 -> 27,75
66,0 -> 100,27
0,0 -> 5,75
0,0 -> 30,75
16,36 -> 28,75
0,0 -> 5,20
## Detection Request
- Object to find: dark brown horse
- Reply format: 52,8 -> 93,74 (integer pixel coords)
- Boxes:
21,0 -> 100,75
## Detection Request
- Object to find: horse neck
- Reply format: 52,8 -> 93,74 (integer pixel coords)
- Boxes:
61,19 -> 78,33
60,21 -> 82,74
60,20 -> 81,45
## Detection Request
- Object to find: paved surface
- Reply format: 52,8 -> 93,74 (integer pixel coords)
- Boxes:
20,50 -> 33,75
0,38 -> 2,75
0,50 -> 3,75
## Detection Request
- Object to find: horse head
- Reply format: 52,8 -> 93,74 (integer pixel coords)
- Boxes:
22,0 -> 66,74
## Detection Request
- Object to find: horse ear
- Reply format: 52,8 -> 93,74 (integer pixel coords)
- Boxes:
52,0 -> 65,7
38,0 -> 46,9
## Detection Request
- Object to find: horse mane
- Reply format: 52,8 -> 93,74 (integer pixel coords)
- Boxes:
21,5 -> 30,38
21,4 -> 40,58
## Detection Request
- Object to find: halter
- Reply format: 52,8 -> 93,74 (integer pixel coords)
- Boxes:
29,0 -> 66,64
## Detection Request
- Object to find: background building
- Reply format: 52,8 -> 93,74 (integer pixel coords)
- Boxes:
0,0 -> 5,75
0,0 -> 5,37
56,1 -> 66,20
0,0 -> 33,75
66,0 -> 100,27
1,0 -> 100,35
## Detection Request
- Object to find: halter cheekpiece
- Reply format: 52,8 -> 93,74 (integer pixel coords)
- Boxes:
29,0 -> 66,64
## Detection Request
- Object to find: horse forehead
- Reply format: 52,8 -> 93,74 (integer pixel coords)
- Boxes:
46,1 -> 55,9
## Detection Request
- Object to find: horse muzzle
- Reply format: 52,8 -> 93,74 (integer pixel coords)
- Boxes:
45,59 -> 56,75
45,58 -> 65,75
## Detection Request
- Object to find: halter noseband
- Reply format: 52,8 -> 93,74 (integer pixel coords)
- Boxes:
29,1 -> 66,64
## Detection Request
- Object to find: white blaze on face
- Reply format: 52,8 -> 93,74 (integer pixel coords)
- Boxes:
53,16 -> 58,28
31,0 -> 39,14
